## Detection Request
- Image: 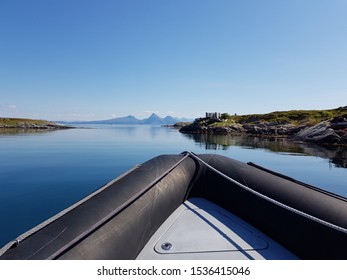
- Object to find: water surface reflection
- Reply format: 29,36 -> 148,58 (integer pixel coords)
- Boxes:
182,133 -> 347,169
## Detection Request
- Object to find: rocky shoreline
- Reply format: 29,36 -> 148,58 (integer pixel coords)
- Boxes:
179,116 -> 347,145
0,123 -> 73,130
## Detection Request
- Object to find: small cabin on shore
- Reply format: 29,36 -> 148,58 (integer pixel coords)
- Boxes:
206,112 -> 221,120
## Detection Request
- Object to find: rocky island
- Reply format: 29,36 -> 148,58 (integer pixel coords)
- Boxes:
179,107 -> 347,145
0,118 -> 74,130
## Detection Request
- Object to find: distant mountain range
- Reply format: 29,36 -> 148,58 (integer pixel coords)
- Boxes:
56,113 -> 192,125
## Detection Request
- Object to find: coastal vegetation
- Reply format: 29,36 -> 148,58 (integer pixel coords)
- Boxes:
0,118 -> 72,129
199,107 -> 347,127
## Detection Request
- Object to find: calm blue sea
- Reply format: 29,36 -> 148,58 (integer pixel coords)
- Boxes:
0,125 -> 346,248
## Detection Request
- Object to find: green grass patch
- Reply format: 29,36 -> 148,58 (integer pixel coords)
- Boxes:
229,108 -> 346,126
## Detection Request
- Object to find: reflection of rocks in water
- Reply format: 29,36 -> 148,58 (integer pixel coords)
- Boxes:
0,128 -> 61,135
325,147 -> 347,169
185,134 -> 235,150
233,136 -> 305,154
182,133 -> 347,169
330,157 -> 347,169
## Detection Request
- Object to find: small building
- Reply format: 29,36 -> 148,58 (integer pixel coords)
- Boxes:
206,112 -> 221,120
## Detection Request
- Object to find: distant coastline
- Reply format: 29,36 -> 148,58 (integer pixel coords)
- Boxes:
0,118 -> 74,130
57,113 -> 193,126
0,113 -> 192,130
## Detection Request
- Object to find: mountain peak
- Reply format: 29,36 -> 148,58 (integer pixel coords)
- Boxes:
143,113 -> 165,124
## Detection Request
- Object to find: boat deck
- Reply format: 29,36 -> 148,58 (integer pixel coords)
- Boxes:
137,198 -> 298,260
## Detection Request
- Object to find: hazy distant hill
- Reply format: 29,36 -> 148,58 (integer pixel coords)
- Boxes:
57,113 -> 192,125
86,115 -> 140,125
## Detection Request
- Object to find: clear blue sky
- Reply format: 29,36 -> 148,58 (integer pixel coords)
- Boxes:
1,0 -> 346,121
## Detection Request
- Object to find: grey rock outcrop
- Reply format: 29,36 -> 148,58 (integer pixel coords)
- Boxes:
241,123 -> 300,136
292,121 -> 341,144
